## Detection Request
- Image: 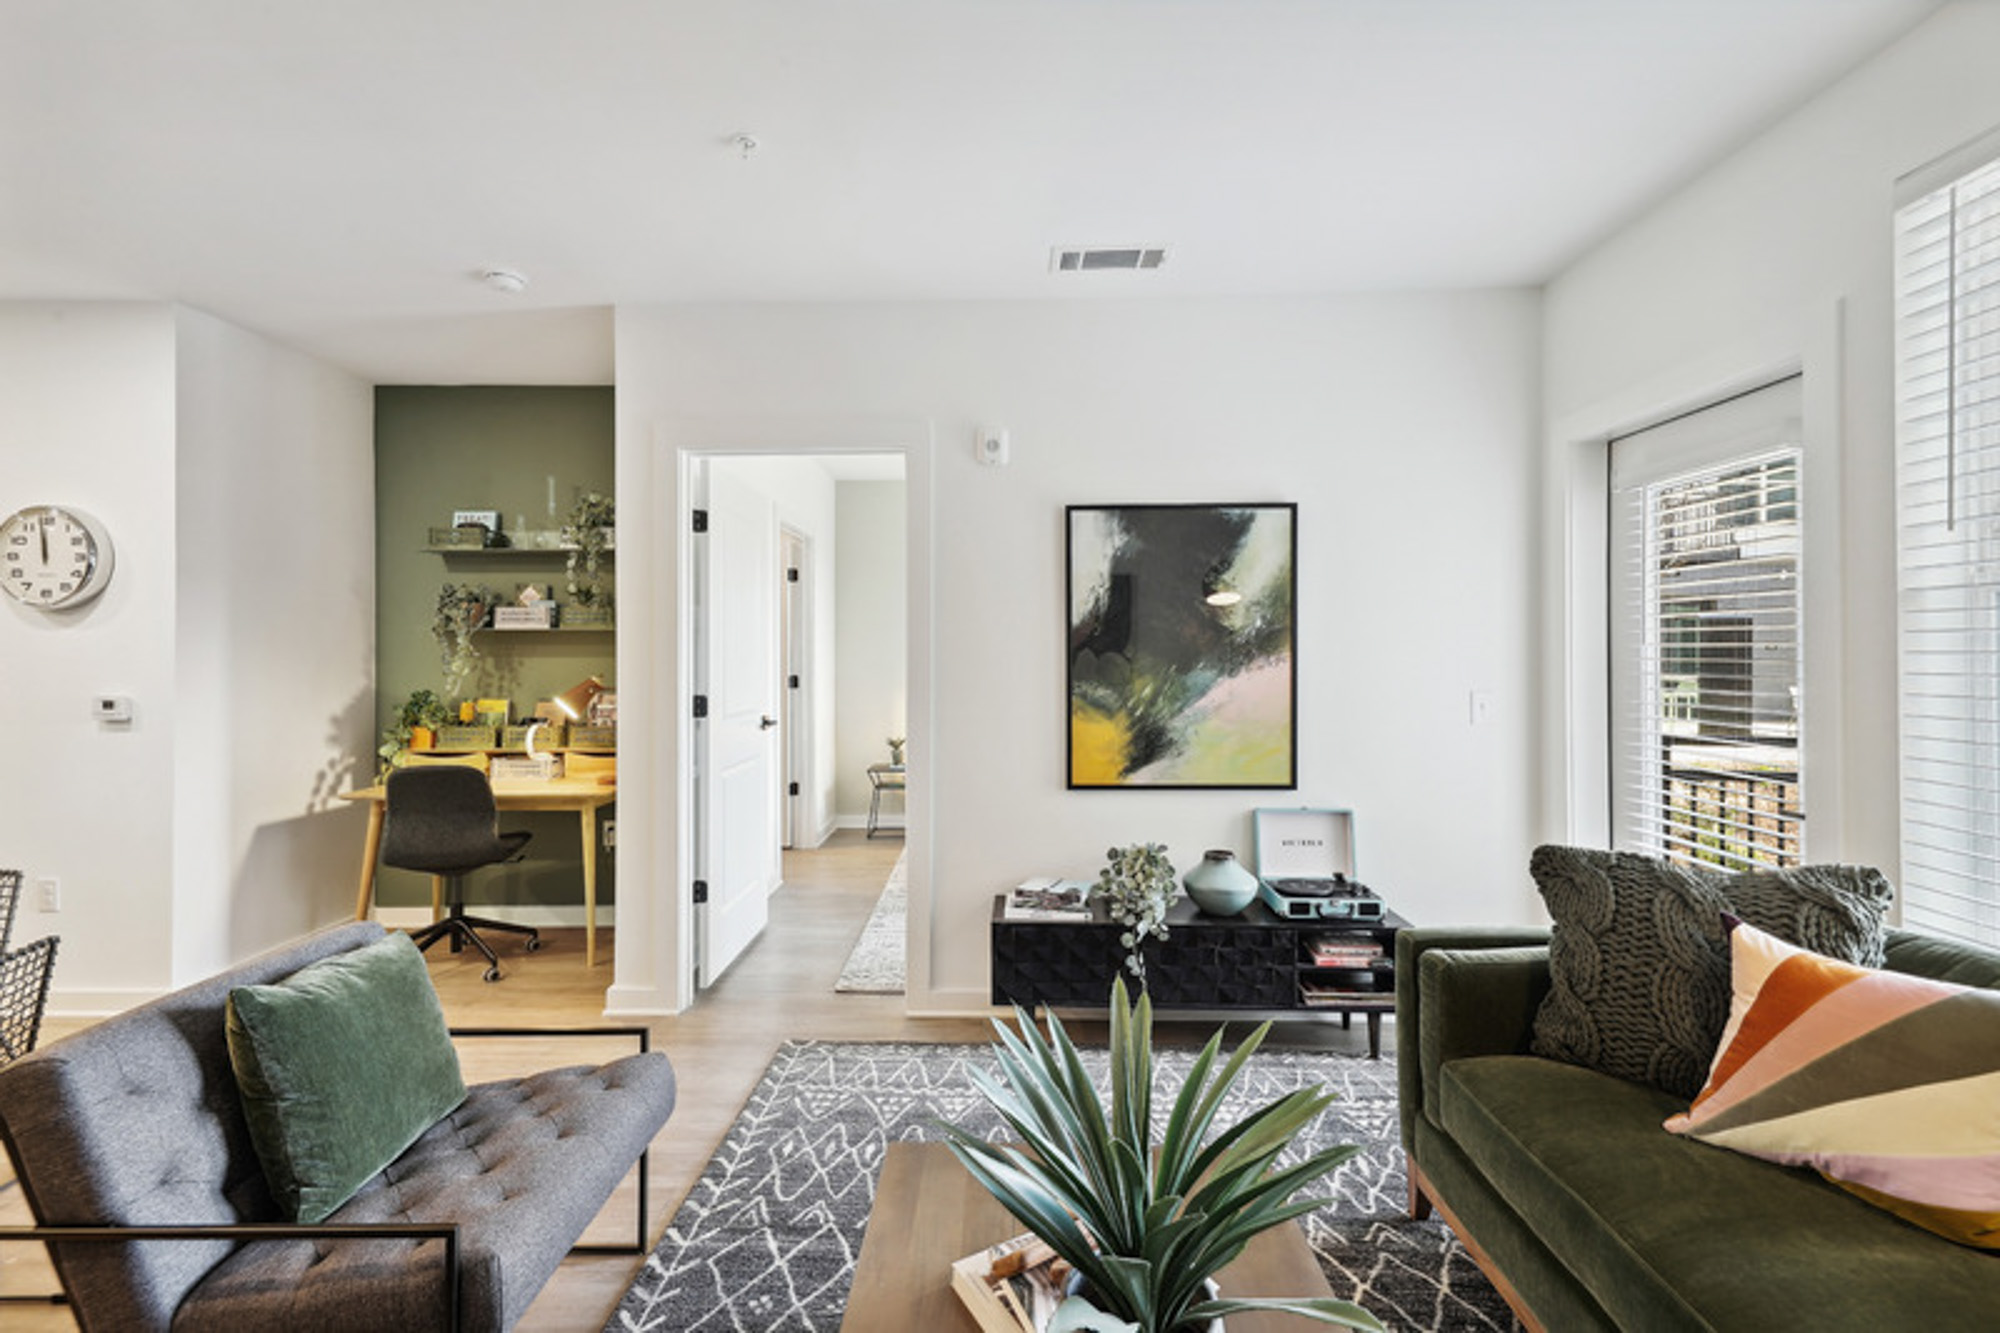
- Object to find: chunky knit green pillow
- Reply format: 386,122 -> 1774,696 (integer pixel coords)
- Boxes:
226,932 -> 466,1223
1527,845 -> 1891,1099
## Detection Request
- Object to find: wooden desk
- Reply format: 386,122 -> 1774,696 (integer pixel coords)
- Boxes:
840,1142 -> 1333,1332
338,777 -> 617,968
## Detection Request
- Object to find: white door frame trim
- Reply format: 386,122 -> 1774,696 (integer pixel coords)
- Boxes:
606,416 -> 934,1016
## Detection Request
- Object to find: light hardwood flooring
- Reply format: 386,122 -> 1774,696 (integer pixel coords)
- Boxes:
1,831 -> 1379,1330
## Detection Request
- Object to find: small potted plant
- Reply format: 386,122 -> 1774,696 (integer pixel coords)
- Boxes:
941,979 -> 1384,1333
377,688 -> 450,776
1094,843 -> 1179,986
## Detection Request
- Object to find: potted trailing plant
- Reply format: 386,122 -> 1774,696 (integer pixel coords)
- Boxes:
433,583 -> 496,698
1094,843 -> 1179,986
375,688 -> 450,776
562,490 -> 615,615
941,979 -> 1384,1333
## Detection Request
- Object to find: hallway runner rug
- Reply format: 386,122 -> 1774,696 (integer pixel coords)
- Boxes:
603,1039 -> 1520,1333
832,853 -> 905,994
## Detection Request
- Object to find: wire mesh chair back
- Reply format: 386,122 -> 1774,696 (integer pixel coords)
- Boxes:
0,868 -> 19,953
0,934 -> 58,1066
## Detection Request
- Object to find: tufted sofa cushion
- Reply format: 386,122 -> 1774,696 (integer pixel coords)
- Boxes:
172,1055 -> 674,1331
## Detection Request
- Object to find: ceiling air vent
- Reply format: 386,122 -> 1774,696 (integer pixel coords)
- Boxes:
1052,245 -> 1167,274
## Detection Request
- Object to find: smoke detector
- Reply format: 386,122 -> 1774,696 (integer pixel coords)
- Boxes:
1050,245 -> 1168,274
481,268 -> 529,294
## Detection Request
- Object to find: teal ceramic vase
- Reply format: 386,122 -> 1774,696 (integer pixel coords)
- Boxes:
1183,849 -> 1258,916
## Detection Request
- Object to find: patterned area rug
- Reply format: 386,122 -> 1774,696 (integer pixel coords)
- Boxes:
604,1040 -> 1520,1333
832,854 -> 906,994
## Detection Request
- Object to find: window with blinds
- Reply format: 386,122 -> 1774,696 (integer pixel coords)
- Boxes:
1610,378 -> 1804,872
1895,143 -> 2000,948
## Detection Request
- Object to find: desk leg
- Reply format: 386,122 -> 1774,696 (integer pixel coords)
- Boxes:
580,808 -> 599,968
352,803 -> 386,921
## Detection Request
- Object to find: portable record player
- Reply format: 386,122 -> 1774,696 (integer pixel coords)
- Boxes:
1252,807 -> 1383,920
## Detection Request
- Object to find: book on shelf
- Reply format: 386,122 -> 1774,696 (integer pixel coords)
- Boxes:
1305,934 -> 1383,961
1005,877 -> 1093,920
1300,977 -> 1387,1005
950,1231 -> 1074,1333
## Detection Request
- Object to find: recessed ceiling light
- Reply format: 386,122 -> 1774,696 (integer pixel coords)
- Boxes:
481,268 -> 528,294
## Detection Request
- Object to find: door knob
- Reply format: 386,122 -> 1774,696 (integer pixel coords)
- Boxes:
760,715 -> 778,730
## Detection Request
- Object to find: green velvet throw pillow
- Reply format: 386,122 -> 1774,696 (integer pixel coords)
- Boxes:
226,931 -> 466,1223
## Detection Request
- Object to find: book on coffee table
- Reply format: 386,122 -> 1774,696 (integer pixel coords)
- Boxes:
949,1230 -> 1073,1332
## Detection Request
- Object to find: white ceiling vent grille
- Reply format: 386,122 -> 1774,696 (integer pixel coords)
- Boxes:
1051,245 -> 1167,274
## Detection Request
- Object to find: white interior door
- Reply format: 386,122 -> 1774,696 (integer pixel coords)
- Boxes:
696,466 -> 780,988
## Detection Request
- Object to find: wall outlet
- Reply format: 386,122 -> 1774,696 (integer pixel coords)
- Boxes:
602,820 -> 616,851
35,876 -> 59,912
1469,690 -> 1494,727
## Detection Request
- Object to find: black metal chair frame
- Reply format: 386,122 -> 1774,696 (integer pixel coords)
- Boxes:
0,1026 -> 656,1326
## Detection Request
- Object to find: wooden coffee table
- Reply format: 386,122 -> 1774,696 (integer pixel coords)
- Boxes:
840,1142 -> 1337,1332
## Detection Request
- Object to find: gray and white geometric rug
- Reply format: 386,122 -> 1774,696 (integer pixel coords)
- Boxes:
603,1039 -> 1520,1333
832,854 -> 905,994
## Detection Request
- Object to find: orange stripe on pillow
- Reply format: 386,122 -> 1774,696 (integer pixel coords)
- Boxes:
1693,952 -> 1863,1109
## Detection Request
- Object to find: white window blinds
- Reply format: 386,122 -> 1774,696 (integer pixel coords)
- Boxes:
1610,378 -> 1804,871
1895,148 -> 2000,948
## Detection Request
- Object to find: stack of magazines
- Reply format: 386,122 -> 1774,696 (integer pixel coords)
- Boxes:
950,1232 -> 1074,1333
1003,877 -> 1093,920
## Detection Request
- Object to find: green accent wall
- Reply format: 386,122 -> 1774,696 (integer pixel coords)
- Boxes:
374,386 -> 615,912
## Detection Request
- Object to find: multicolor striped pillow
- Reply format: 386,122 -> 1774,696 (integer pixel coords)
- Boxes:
1665,918 -> 2000,1248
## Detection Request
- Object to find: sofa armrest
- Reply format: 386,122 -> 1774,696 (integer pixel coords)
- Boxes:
1395,927 -> 1550,1151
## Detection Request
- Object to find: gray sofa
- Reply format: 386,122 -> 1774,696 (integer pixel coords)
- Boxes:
1397,925 -> 2000,1332
0,921 -> 675,1332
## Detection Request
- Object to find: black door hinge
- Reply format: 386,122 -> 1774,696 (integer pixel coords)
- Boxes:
692,694 -> 709,719
692,509 -> 709,533
788,781 -> 800,796
787,567 -> 800,582
788,674 -> 800,689
692,880 -> 709,904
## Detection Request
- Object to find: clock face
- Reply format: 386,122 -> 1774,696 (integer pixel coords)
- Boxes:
1,506 -> 115,610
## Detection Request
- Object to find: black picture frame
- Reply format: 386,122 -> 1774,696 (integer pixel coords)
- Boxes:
1066,502 -> 1297,789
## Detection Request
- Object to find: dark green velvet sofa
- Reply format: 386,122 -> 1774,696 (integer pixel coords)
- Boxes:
1396,926 -> 2000,1332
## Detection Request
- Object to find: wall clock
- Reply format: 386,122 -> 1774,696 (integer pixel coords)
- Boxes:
1,505 -> 116,610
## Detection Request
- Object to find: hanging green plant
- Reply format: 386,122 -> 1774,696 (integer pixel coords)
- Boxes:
563,491 -> 615,608
433,583 -> 497,699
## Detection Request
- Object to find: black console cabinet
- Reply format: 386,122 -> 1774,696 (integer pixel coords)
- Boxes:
990,896 -> 1411,1057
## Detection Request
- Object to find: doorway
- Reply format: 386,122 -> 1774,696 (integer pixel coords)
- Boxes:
687,451 -> 910,995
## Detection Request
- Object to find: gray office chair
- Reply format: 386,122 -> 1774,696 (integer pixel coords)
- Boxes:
381,768 -> 538,982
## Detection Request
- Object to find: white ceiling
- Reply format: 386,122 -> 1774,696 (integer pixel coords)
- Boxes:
0,0 -> 1940,385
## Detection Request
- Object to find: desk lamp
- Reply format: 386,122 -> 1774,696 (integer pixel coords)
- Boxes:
555,675 -> 606,722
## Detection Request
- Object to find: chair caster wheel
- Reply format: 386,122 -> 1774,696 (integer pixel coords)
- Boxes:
524,937 -> 542,953
483,966 -> 502,983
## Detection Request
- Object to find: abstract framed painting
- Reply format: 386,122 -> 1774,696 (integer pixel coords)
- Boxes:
1066,503 -> 1297,789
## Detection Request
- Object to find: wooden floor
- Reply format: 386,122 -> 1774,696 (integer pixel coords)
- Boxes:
1,830 -> 1380,1329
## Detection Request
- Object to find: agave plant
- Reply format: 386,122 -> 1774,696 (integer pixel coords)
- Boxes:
941,978 -> 1384,1333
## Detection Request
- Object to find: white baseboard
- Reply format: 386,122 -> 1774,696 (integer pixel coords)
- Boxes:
376,905 -> 594,930
47,986 -> 166,1018
902,985 -> 992,1017
832,815 -> 907,831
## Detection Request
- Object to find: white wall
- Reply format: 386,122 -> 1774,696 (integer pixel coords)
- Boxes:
835,481 -> 907,826
614,293 -> 1543,1012
0,304 -> 181,1006
1541,1 -> 2000,886
0,302 -> 371,1010
172,307 -> 375,980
